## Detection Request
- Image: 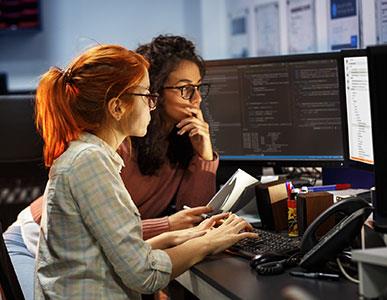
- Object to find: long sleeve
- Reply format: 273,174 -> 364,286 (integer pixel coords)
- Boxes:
142,217 -> 170,240
66,148 -> 172,293
35,135 -> 172,300
129,153 -> 218,239
174,153 -> 219,210
26,152 -> 219,243
120,152 -> 219,239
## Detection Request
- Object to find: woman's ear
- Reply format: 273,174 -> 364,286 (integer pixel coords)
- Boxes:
107,97 -> 126,121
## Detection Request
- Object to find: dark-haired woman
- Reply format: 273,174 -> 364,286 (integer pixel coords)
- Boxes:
124,34 -> 218,238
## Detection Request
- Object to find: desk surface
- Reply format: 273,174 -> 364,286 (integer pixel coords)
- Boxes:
176,253 -> 358,300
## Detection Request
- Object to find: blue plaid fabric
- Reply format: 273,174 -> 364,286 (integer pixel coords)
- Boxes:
35,132 -> 172,299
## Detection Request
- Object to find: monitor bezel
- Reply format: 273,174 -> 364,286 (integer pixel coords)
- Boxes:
337,49 -> 374,172
203,52 -> 345,167
367,45 -> 387,232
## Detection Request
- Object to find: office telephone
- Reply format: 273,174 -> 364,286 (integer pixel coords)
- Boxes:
299,196 -> 373,270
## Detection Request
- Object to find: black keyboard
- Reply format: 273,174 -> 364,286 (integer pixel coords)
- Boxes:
0,184 -> 43,204
228,228 -> 301,259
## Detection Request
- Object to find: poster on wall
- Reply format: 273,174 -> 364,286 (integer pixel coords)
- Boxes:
287,0 -> 316,53
375,0 -> 387,44
328,0 -> 360,50
255,2 -> 280,56
228,8 -> 250,58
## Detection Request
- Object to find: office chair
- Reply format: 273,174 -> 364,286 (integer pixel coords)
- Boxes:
0,223 -> 25,300
0,95 -> 48,230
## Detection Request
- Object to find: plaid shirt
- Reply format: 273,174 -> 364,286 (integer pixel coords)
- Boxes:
35,133 -> 172,299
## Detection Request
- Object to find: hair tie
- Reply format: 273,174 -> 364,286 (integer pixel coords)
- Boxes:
60,68 -> 79,95
63,68 -> 73,84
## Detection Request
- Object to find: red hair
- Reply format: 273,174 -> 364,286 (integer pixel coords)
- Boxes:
35,45 -> 149,167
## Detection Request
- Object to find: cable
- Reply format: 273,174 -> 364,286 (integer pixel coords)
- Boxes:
254,253 -> 301,276
361,226 -> 365,250
255,261 -> 285,275
336,257 -> 359,283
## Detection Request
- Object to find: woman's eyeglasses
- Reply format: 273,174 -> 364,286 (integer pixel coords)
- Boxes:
163,83 -> 210,101
127,92 -> 159,110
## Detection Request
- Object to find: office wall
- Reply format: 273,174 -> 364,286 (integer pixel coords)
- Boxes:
200,0 -> 378,59
0,0 -> 201,92
200,0 -> 228,59
0,0 -> 379,91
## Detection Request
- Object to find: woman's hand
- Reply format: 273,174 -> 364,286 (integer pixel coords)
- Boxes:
163,213 -> 257,278
176,106 -> 213,161
202,214 -> 258,255
167,213 -> 228,247
168,206 -> 213,231
195,212 -> 230,230
150,213 -> 229,249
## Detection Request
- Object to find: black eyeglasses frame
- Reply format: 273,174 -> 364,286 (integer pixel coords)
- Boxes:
162,83 -> 210,101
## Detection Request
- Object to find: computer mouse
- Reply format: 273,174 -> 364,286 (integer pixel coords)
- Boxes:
249,253 -> 288,269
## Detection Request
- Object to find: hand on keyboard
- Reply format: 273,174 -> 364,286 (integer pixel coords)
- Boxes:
202,214 -> 259,255
228,228 -> 301,259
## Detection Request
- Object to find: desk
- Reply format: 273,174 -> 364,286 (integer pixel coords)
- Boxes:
176,253 -> 358,300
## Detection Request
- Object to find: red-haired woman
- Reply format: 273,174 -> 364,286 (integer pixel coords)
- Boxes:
4,35 -> 220,300
33,44 -> 256,299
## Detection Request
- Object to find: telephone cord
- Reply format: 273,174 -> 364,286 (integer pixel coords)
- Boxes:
336,257 -> 359,284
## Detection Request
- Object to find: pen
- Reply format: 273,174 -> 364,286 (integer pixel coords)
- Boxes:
182,205 -> 209,219
290,271 -> 340,280
302,183 -> 351,193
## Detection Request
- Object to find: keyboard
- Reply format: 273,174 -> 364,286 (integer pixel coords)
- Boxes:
0,184 -> 43,204
228,228 -> 301,259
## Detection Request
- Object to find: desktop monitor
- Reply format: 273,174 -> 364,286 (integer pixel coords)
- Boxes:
0,95 -> 43,163
338,49 -> 374,172
202,53 -> 345,167
367,45 -> 387,233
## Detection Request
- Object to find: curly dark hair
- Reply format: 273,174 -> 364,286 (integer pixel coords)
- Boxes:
132,35 -> 205,175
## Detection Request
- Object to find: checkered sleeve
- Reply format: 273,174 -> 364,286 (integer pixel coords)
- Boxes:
67,147 -> 172,293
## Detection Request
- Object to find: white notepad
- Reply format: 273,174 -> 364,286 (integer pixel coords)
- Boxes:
207,169 -> 259,213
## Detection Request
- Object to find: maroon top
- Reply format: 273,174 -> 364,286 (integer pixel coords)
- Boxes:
30,152 -> 218,240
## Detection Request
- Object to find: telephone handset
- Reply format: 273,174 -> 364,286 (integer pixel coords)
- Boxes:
299,197 -> 373,270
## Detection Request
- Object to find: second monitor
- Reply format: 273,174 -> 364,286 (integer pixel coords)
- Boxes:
202,52 -> 344,166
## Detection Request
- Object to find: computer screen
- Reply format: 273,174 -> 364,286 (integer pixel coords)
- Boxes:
367,45 -> 387,232
0,95 -> 43,163
202,53 -> 344,166
339,49 -> 374,171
